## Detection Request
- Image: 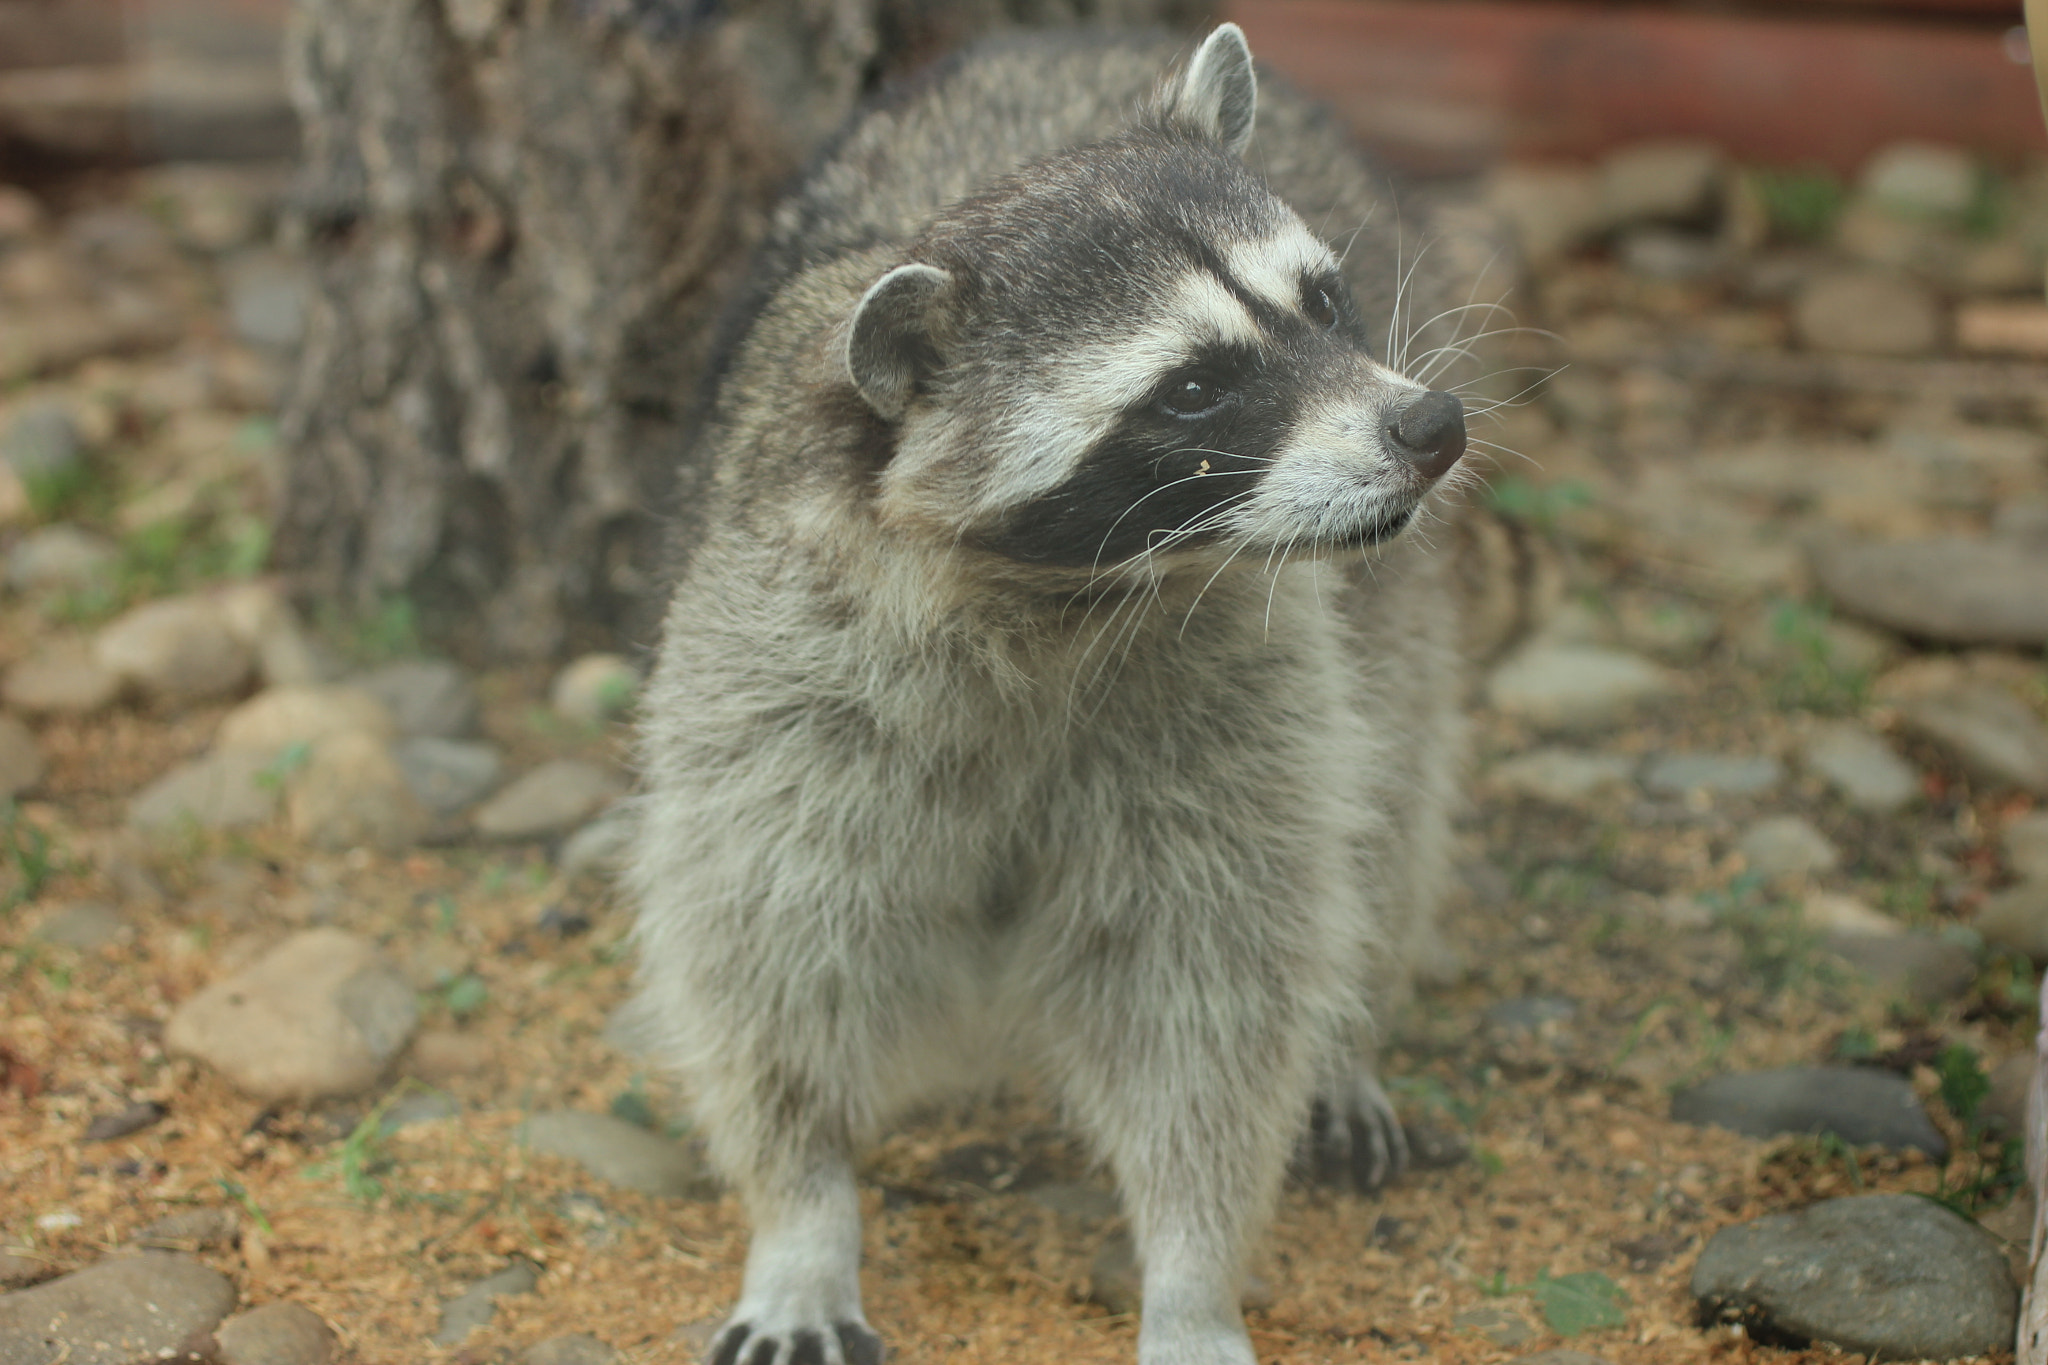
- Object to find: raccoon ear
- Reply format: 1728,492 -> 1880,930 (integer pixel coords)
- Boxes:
846,263 -> 951,421
1171,23 -> 1257,157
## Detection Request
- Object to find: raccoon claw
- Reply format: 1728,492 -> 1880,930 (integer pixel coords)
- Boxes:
707,1320 -> 884,1365
1303,1072 -> 1411,1192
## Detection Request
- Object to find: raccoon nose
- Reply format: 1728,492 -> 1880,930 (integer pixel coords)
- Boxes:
1384,390 -> 1466,480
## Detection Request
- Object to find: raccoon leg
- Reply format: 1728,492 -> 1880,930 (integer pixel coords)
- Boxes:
708,1158 -> 881,1365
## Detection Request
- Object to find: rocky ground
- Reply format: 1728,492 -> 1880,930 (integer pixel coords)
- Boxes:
2,137 -> 2048,1365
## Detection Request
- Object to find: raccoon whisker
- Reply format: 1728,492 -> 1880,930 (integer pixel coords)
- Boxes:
1387,232 -> 1441,374
1089,470 -> 1263,577
1334,205 -> 1378,269
1412,325 -> 1555,387
1178,536 -> 1257,641
1465,436 -> 1540,469
1262,533 -> 1305,635
1453,367 -> 1568,418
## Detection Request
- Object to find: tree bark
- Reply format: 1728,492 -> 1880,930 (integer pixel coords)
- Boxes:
277,0 -> 1206,661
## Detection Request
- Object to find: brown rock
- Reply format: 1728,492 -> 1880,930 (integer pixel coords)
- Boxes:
1896,685 -> 2048,795
164,927 -> 418,1101
216,1301 -> 337,1365
94,595 -> 253,709
1812,538 -> 2048,648
1957,301 -> 2048,358
0,1252 -> 235,1365
285,731 -> 428,852
2,637 -> 120,716
1793,270 -> 1943,356
0,715 -> 41,799
217,686 -> 394,755
406,1029 -> 495,1082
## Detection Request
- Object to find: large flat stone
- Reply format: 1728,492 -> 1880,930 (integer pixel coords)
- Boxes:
1813,537 -> 2048,647
0,1252 -> 235,1365
1670,1066 -> 1945,1157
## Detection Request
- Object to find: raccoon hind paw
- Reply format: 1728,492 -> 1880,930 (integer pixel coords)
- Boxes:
708,1320 -> 883,1365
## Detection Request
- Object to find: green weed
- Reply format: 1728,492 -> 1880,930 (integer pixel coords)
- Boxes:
0,804 -> 56,916
1478,1269 -> 1628,1336
1749,167 -> 1847,243
1484,476 -> 1594,532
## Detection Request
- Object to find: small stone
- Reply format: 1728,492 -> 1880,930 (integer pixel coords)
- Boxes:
1896,685 -> 2048,795
550,652 -> 640,727
0,1253 -> 51,1289
1614,597 -> 1718,662
379,1091 -> 460,1136
286,730 -> 428,852
395,737 -> 502,815
517,1111 -> 712,1198
1813,537 -> 2048,648
1452,1304 -> 1537,1349
1736,815 -> 1839,881
1692,1194 -> 2016,1358
216,685 -> 396,755
95,595 -> 253,710
350,659 -> 478,738
406,1029 -> 495,1082
80,1098 -> 165,1142
1823,931 -> 1978,1006
1483,996 -> 1577,1034
1736,605 -> 1895,677
1957,301 -> 2048,357
1598,140 -> 1723,226
474,760 -> 625,841
164,927 -> 418,1101
1486,163 -> 1603,263
0,715 -> 41,799
1484,644 -> 1672,733
1801,892 -> 1903,939
557,810 -> 635,880
1,636 -> 119,716
6,524 -> 115,594
1670,1066 -> 1946,1156
0,1252 -> 236,1365
213,582 -> 330,688
1801,723 -> 1919,814
2006,811 -> 2048,882
1640,752 -> 1783,799
434,1259 -> 541,1346
518,1335 -> 619,1365
132,1207 -> 238,1252
1793,271 -> 1943,356
1487,749 -> 1637,804
1978,882 -> 2048,962
224,253 -> 306,352
1090,1232 -> 1141,1316
30,901 -> 125,951
1617,228 -> 1722,281
129,750 -> 279,833
0,399 -> 82,482
1861,141 -> 1978,217
216,1301 -> 336,1365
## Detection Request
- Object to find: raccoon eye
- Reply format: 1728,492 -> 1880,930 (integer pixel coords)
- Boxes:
1158,373 -> 1227,417
1304,284 -> 1338,329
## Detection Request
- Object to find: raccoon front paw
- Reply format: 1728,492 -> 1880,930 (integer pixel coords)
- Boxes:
1302,1069 -> 1410,1192
706,1318 -> 884,1365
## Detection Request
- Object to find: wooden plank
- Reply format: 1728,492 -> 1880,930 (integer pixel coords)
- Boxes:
1229,0 -> 2048,172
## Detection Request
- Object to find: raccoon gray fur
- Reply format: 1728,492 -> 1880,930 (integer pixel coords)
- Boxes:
627,24 -> 1494,1365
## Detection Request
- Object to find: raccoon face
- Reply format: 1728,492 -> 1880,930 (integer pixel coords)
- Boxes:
843,24 -> 1466,575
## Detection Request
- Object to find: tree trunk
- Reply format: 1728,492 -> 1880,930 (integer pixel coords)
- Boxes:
277,0 -> 1206,662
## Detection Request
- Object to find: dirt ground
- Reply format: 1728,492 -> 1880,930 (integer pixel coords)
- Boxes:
2,156 -> 2044,1364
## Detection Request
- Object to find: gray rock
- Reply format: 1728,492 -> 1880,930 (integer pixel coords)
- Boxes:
1813,538 -> 2048,648
132,1207 -> 238,1252
0,1252 -> 236,1365
216,1301 -> 336,1365
557,810 -> 634,879
434,1259 -> 541,1346
395,737 -> 502,815
1822,931 -> 1978,1006
1896,685 -> 2048,795
95,595 -> 253,709
550,653 -> 639,727
2005,810 -> 2048,882
351,659 -> 478,739
1977,882 -> 2048,962
1598,140 -> 1723,226
379,1091 -> 460,1136
1793,271 -> 1943,356
30,901 -> 125,950
0,716 -> 41,800
0,401 -> 82,487
518,1335 -> 619,1365
130,749 -> 279,833
1452,1304 -> 1537,1349
1617,228 -> 1723,281
1641,752 -> 1784,799
80,1099 -> 165,1142
1801,723 -> 1919,813
517,1111 -> 712,1198
214,582 -> 331,689
6,524 -> 115,594
164,927 -> 418,1101
1736,816 -> 1839,881
1483,996 -> 1577,1034
1692,1193 -> 2016,1359
225,253 -> 306,352
474,760 -> 625,842
1,637 -> 120,716
1484,644 -> 1672,732
1670,1067 -> 1946,1157
0,1256 -> 47,1292
1487,749 -> 1637,804
1862,141 -> 1977,217
285,730 -> 428,852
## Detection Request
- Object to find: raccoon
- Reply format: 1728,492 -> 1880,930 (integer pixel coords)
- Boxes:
627,24 -> 1494,1365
